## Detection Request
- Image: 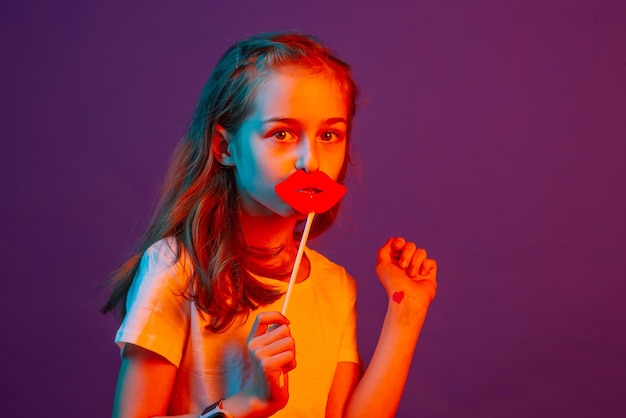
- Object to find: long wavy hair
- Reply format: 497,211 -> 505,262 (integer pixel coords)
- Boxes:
102,32 -> 359,332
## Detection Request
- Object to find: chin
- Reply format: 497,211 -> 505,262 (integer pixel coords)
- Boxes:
277,205 -> 306,219
273,203 -> 308,220
247,201 -> 300,220
242,195 -> 305,220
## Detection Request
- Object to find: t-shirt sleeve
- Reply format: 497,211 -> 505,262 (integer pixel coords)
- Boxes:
337,273 -> 361,367
114,239 -> 191,367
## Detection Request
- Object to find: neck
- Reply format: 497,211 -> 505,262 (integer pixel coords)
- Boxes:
239,210 -> 308,279
239,211 -> 299,250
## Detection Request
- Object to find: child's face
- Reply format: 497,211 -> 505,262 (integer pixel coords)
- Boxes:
227,68 -> 348,218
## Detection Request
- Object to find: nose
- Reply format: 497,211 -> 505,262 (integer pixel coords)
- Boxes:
295,137 -> 319,173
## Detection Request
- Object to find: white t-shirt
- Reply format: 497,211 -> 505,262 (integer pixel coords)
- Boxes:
115,238 -> 360,417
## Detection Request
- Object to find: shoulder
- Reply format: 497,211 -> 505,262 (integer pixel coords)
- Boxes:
306,247 -> 348,275
142,238 -> 191,275
306,247 -> 356,294
132,237 -> 192,295
144,237 -> 180,265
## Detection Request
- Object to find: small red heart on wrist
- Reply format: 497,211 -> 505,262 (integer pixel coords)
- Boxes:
392,291 -> 405,304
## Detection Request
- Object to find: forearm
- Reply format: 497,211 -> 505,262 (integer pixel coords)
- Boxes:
345,299 -> 429,418
114,345 -> 271,418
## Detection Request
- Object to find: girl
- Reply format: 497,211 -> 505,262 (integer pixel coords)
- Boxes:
103,32 -> 437,418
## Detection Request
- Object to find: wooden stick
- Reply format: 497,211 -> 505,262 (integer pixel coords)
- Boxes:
277,211 -> 314,388
281,211 -> 315,316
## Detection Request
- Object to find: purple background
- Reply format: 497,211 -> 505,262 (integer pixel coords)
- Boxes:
2,1 -> 625,417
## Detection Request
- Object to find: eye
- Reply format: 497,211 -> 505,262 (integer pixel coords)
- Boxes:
320,131 -> 343,142
272,130 -> 296,142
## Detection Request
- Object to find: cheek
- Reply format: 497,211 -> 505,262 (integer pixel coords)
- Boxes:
254,160 -> 293,194
236,144 -> 277,181
237,162 -> 257,181
258,152 -> 293,175
322,146 -> 347,180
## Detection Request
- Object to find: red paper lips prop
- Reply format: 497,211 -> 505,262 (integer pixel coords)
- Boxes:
275,170 -> 347,214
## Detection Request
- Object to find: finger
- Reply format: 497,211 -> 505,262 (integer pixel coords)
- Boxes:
257,345 -> 296,371
407,248 -> 427,277
418,258 -> 437,278
391,237 -> 406,251
249,324 -> 293,351
249,323 -> 296,367
377,237 -> 395,264
284,358 -> 297,372
377,237 -> 406,265
251,336 -> 296,373
281,350 -> 297,373
398,241 -> 417,269
250,311 -> 290,338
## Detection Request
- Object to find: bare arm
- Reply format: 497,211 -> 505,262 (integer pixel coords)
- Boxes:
343,237 -> 438,417
325,362 -> 361,417
112,312 -> 296,418
113,344 -> 195,418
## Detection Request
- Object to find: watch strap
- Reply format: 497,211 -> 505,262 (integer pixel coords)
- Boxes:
199,399 -> 234,418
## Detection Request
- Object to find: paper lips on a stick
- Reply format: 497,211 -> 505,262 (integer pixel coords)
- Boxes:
275,170 -> 347,214
274,170 -> 347,321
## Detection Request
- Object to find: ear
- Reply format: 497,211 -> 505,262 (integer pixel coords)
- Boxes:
212,125 -> 235,166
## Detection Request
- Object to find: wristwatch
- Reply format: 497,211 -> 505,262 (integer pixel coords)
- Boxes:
199,399 -> 234,418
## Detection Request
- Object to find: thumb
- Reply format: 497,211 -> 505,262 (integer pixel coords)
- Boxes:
376,238 -> 395,266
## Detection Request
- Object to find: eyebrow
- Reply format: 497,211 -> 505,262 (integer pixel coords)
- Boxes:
261,117 -> 348,126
